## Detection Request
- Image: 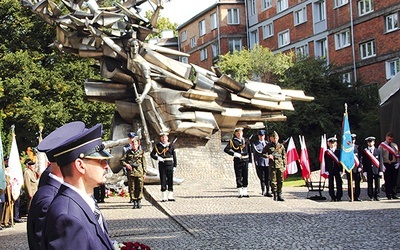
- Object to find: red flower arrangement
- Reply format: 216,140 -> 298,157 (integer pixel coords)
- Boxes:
120,241 -> 151,250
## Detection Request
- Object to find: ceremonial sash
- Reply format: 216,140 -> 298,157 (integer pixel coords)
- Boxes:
364,149 -> 380,168
326,150 -> 340,165
379,142 -> 400,159
354,154 -> 360,167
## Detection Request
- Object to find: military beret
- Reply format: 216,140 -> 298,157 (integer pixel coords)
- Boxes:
365,136 -> 376,142
48,123 -> 112,166
351,134 -> 356,138
24,159 -> 35,165
37,121 -> 86,162
127,132 -> 137,138
258,130 -> 266,135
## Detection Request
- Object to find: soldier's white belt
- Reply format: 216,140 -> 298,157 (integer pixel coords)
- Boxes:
162,157 -> 174,161
241,155 -> 249,159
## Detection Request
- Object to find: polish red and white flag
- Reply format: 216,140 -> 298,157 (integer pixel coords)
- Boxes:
284,137 -> 299,179
299,135 -> 311,179
319,134 -> 329,178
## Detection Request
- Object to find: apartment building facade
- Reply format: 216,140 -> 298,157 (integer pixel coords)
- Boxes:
177,0 -> 246,69
248,0 -> 400,86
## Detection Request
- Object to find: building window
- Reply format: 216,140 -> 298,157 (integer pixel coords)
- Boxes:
359,40 -> 376,59
262,23 -> 274,39
227,9 -> 240,24
211,43 -> 219,59
342,72 -> 352,86
181,57 -> 189,64
386,59 -> 400,79
190,36 -> 197,48
277,0 -> 289,13
278,30 -> 290,48
296,44 -> 309,57
334,0 -> 348,8
228,38 -> 242,52
385,13 -> 399,33
250,30 -> 259,48
210,12 -> 218,30
334,29 -> 351,50
294,7 -> 307,25
249,0 -> 256,16
200,48 -> 208,61
314,1 -> 326,22
181,31 -> 187,42
199,20 -> 206,37
262,0 -> 272,10
315,38 -> 327,58
358,0 -> 373,16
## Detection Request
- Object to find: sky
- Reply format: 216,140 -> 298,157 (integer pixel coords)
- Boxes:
141,0 -> 217,25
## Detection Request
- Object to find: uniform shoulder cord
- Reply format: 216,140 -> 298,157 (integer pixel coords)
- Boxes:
230,139 -> 241,151
155,144 -> 169,156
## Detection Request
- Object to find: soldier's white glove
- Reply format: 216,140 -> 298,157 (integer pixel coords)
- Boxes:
173,167 -> 176,172
379,172 -> 383,178
233,152 -> 241,158
157,156 -> 164,162
248,163 -> 253,168
358,167 -> 362,172
395,163 -> 400,169
325,171 -> 329,175
363,172 -> 368,178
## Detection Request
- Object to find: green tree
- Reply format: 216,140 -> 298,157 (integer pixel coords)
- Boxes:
145,10 -> 178,39
217,45 -> 294,83
0,0 -> 114,153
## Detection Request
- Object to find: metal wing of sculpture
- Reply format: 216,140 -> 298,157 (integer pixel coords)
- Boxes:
22,0 -> 314,141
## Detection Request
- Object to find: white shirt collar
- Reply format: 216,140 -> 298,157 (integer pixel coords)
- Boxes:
62,182 -> 95,212
48,173 -> 63,184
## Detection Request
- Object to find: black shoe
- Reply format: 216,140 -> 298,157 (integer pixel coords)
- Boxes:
387,196 -> 392,200
374,197 -> 380,201
354,197 -> 362,202
392,195 -> 399,199
14,219 -> 23,223
238,195 -> 243,198
265,192 -> 273,197
132,201 -> 137,209
136,200 -> 142,209
277,196 -> 285,201
129,199 -> 134,203
243,195 -> 249,198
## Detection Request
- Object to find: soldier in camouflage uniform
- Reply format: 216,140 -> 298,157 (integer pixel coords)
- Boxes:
120,135 -> 147,209
262,131 -> 286,201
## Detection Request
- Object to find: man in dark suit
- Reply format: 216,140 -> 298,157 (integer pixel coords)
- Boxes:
324,136 -> 343,201
27,121 -> 86,250
41,123 -> 114,249
361,136 -> 384,201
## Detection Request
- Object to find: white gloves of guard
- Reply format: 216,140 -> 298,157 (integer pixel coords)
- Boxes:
233,152 -> 242,158
395,163 -> 400,169
157,156 -> 164,162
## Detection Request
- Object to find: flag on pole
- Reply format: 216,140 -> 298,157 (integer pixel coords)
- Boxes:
319,134 -> 328,178
0,131 -> 6,191
8,125 -> 23,201
299,135 -> 311,179
36,126 -> 48,174
340,104 -> 355,172
284,136 -> 299,179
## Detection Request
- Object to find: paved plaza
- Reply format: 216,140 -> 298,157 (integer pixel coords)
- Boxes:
1,173 -> 400,249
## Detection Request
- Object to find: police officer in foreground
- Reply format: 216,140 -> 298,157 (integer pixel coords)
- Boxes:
150,132 -> 177,202
262,131 -> 286,201
41,123 -> 114,249
224,127 -> 252,198
361,136 -> 383,201
120,133 -> 146,209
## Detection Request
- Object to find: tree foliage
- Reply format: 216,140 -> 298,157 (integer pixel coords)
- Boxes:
217,45 -> 294,83
145,10 -> 178,39
0,0 -> 115,155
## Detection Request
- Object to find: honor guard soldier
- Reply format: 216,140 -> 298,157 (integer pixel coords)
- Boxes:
347,134 -> 363,201
378,132 -> 400,199
252,130 -> 272,197
262,131 -> 286,201
362,136 -> 383,201
224,127 -> 252,198
324,136 -> 343,202
120,133 -> 147,209
41,123 -> 114,249
150,132 -> 177,202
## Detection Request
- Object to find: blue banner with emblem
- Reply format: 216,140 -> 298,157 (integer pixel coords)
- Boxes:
340,104 -> 355,172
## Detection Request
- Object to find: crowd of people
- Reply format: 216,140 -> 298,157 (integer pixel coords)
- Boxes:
224,127 -> 400,203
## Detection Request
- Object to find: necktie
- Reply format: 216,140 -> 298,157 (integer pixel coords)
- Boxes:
94,199 -> 105,232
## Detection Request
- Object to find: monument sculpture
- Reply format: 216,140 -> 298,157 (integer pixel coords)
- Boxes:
22,0 -> 313,178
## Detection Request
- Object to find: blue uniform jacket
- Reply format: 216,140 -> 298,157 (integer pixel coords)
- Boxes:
253,140 -> 269,167
27,175 -> 61,250
41,184 -> 114,250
